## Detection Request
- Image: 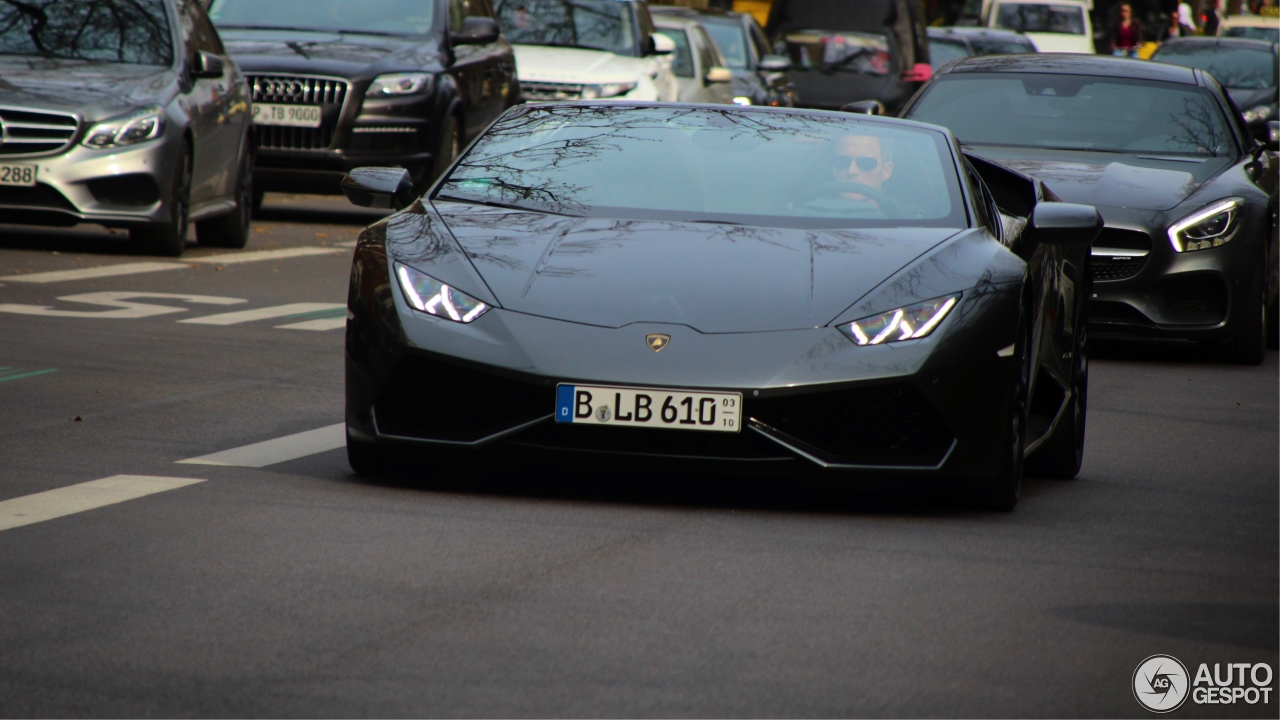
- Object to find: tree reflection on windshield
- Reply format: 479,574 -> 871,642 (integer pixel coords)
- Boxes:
0,0 -> 172,64
493,0 -> 636,56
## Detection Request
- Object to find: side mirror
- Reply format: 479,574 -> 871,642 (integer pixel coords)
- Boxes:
758,54 -> 791,72
706,66 -> 733,84
651,33 -> 676,55
841,100 -> 885,115
453,16 -> 499,45
191,50 -> 224,79
1030,202 -> 1102,246
342,167 -> 415,211
1266,120 -> 1279,151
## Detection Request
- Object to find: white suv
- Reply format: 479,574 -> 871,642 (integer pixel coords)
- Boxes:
494,0 -> 679,102
986,0 -> 1095,54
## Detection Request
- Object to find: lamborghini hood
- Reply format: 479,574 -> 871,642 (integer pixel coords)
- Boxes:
432,201 -> 961,333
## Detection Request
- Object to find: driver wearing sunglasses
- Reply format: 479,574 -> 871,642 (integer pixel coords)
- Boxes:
830,134 -> 894,205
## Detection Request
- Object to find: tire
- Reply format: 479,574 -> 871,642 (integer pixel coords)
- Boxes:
971,316 -> 1030,512
129,148 -> 190,257
1267,290 -> 1278,350
196,149 -> 252,249
1026,326 -> 1088,479
1223,260 -> 1266,365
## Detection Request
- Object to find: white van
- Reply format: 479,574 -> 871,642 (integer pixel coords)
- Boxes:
985,0 -> 1094,53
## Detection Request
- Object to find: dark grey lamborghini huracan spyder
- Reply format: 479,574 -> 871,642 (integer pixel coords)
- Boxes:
340,103 -> 1101,510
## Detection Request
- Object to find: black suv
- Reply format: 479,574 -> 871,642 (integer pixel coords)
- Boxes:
207,0 -> 519,199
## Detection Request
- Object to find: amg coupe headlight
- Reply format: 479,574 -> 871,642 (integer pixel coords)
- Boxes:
369,72 -> 432,96
395,262 -> 490,323
82,106 -> 165,148
1168,198 -> 1243,252
839,294 -> 960,346
580,82 -> 637,100
1242,104 -> 1274,124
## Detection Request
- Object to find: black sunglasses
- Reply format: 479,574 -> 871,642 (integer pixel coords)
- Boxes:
831,154 -> 880,173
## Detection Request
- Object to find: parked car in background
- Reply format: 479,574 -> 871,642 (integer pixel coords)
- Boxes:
1219,13 -> 1280,43
0,0 -> 252,256
925,27 -> 976,71
986,0 -> 1094,53
1151,37 -> 1278,141
492,0 -> 678,103
207,0 -> 518,201
903,54 -> 1280,364
944,26 -> 1039,55
650,5 -> 796,107
652,15 -> 734,104
766,0 -> 931,114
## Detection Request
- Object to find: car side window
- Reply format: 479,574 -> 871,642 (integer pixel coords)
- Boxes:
748,20 -> 769,64
964,163 -> 1000,239
695,26 -> 719,74
449,0 -> 465,32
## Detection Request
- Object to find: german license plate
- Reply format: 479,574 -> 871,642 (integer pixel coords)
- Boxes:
252,103 -> 322,127
0,164 -> 37,187
556,384 -> 742,433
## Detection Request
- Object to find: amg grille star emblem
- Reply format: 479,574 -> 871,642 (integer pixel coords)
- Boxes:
645,334 -> 671,352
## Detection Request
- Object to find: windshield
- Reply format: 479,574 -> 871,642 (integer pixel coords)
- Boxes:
929,38 -> 972,68
778,30 -> 892,75
702,18 -> 747,69
907,73 -> 1236,156
1223,26 -> 1279,43
1153,45 -> 1277,90
994,4 -> 1086,34
208,0 -> 435,35
494,0 -> 636,56
437,106 -> 966,229
968,37 -> 1036,54
0,0 -> 172,64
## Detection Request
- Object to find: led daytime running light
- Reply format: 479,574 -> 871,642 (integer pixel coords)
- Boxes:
82,106 -> 165,149
395,263 -> 490,323
841,295 -> 959,346
1168,197 -> 1243,252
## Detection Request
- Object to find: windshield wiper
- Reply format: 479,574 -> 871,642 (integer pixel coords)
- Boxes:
217,24 -> 408,37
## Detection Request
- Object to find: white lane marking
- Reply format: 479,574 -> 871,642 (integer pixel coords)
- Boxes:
276,317 -> 346,331
0,262 -> 186,284
178,302 -> 344,326
0,292 -> 246,319
176,423 -> 346,467
185,247 -> 339,264
335,240 -> 358,248
0,475 -> 205,532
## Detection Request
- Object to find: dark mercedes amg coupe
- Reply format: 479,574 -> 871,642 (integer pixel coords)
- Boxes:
340,103 -> 1101,510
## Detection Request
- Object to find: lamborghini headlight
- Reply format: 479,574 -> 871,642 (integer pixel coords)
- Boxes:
82,106 -> 165,148
580,82 -> 637,99
395,262 -> 490,323
838,294 -> 960,346
369,72 -> 432,96
1168,198 -> 1243,252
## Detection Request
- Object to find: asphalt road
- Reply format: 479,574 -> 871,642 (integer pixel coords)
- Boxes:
0,195 -> 1276,718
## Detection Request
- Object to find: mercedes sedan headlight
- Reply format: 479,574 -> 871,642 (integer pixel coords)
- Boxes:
369,72 -> 432,96
1168,198 -> 1243,252
395,262 -> 490,323
82,106 -> 165,148
732,96 -> 753,106
838,294 -> 960,346
580,82 -> 637,100
1242,104 -> 1274,124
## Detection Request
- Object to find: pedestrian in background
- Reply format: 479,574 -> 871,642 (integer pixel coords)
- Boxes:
1111,3 -> 1143,56
1200,0 -> 1221,34
1177,0 -> 1198,34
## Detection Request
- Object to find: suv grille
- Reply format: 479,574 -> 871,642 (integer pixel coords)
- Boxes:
246,75 -> 348,151
522,82 -> 583,101
0,107 -> 78,156
1092,228 -> 1152,282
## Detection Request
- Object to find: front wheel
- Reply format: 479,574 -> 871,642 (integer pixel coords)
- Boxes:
129,148 -> 190,257
1223,260 -> 1266,365
971,318 -> 1030,511
196,149 -> 252,249
1026,327 -> 1088,479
